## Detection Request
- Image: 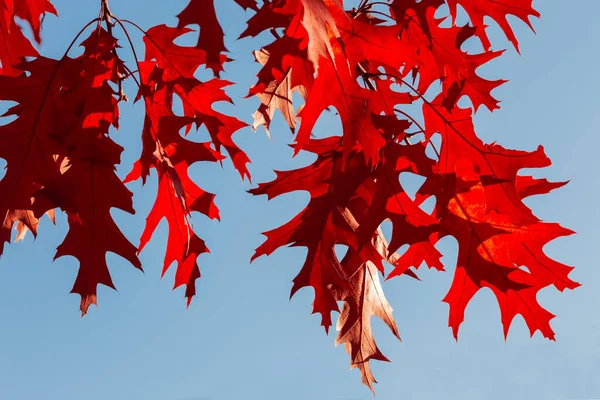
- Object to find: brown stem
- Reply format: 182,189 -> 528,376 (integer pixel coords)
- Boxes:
101,0 -> 128,102
101,0 -> 111,23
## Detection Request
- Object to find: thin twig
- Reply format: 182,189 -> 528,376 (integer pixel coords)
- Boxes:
101,0 -> 128,102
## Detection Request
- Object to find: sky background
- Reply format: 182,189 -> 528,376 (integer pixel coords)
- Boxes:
0,1 -> 599,399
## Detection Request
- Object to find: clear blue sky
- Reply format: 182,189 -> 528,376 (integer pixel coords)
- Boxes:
0,1 -> 599,399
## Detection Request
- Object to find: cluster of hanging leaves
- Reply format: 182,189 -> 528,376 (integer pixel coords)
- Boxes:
0,0 -> 250,313
243,0 -> 577,391
0,0 -> 577,392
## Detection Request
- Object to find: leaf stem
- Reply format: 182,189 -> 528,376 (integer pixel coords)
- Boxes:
111,16 -> 142,88
100,0 -> 129,102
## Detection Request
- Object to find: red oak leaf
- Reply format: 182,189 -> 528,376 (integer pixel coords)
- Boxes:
420,97 -> 579,338
141,25 -> 250,179
177,0 -> 227,76
126,117 -> 222,304
126,20 -> 249,305
297,0 -> 347,69
446,0 -> 539,51
12,0 -> 57,43
0,0 -> 56,76
252,137 -> 404,383
251,46 -> 307,135
442,182 -> 578,339
0,27 -> 142,314
334,249 -> 400,393
247,23 -> 314,134
251,137 -> 373,330
333,194 -> 402,391
0,54 -> 77,256
393,1 -> 505,111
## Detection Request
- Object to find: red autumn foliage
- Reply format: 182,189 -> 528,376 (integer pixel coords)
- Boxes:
245,0 -> 577,391
0,0 -> 57,76
0,0 -> 576,393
